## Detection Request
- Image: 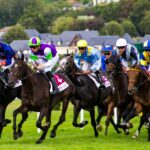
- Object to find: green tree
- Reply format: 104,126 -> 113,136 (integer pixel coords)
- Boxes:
130,0 -> 150,35
101,21 -> 124,36
50,16 -> 74,34
121,20 -> 137,36
139,11 -> 150,35
3,24 -> 28,43
18,6 -> 47,33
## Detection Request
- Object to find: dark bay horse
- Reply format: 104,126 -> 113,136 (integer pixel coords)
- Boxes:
0,70 -> 21,138
106,55 -> 133,131
8,55 -> 75,143
57,54 -> 120,137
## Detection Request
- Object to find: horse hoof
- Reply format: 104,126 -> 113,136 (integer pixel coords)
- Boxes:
95,132 -> 98,137
82,121 -> 88,126
36,139 -> 43,144
117,130 -> 121,134
128,122 -> 133,129
5,119 -> 11,124
125,129 -> 129,135
132,135 -> 137,139
18,131 -> 23,138
96,124 -> 103,132
50,132 -> 56,138
13,134 -> 18,140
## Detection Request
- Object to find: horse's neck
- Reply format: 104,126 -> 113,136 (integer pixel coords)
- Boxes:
113,71 -> 128,89
22,65 -> 36,88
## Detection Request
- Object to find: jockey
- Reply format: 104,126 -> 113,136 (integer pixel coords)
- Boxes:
115,38 -> 139,71
140,40 -> 150,74
101,45 -> 115,75
28,37 -> 59,94
74,39 -> 105,88
0,41 -> 15,85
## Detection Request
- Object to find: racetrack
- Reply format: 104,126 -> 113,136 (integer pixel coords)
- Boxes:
0,100 -> 149,150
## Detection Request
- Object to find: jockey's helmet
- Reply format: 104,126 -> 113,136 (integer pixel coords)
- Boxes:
102,45 -> 113,52
143,40 -> 150,51
28,37 -> 41,47
77,39 -> 88,48
116,38 -> 127,47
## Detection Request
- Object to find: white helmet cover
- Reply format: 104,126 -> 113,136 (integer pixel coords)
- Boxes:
116,38 -> 127,47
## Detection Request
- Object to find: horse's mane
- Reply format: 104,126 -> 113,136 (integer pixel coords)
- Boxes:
133,64 -> 149,78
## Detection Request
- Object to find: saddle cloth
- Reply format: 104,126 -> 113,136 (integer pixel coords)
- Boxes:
88,74 -> 111,88
50,74 -> 69,92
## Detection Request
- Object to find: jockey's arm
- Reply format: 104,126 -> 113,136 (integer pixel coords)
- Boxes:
74,54 -> 82,69
130,47 -> 139,67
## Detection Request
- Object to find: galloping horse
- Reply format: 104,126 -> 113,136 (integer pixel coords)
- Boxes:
57,54 -> 120,137
123,66 -> 150,139
0,70 -> 21,138
8,54 -> 75,143
107,55 -> 132,130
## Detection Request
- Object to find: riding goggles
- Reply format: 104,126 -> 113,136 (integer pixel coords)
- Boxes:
117,46 -> 126,49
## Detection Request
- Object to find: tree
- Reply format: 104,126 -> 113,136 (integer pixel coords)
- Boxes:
50,16 -> 74,34
101,21 -> 124,36
139,11 -> 150,35
18,6 -> 47,33
121,20 -> 137,36
130,0 -> 150,35
3,24 -> 28,43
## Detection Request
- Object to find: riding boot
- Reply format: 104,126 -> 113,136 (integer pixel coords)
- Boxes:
46,71 -> 59,94
95,70 -> 105,89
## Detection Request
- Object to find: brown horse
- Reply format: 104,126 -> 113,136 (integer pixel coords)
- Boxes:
8,54 -> 75,143
106,55 -> 133,132
122,66 -> 150,139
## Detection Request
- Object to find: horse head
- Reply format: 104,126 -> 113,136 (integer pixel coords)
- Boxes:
127,65 -> 149,93
8,53 -> 26,87
57,54 -> 76,74
107,55 -> 122,73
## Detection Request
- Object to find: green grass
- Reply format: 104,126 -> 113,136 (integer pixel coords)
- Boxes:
0,100 -> 149,150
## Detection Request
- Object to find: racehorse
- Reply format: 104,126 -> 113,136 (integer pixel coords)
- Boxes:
8,54 -> 75,143
123,66 -> 150,139
106,55 -> 133,131
0,70 -> 21,138
57,54 -> 120,137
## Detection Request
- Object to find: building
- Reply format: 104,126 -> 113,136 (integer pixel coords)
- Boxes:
93,0 -> 120,6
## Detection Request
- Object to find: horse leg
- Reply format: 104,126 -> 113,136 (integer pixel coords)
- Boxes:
72,104 -> 88,128
105,101 -> 114,135
36,108 -> 50,144
96,106 -> 105,132
89,108 -> 98,137
132,113 -> 147,139
110,117 -> 121,134
122,102 -> 142,127
50,99 -> 69,138
17,112 -> 28,138
148,118 -> 150,141
13,105 -> 26,140
0,105 -> 7,138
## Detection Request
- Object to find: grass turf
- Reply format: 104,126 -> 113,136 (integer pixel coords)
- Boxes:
0,100 -> 149,150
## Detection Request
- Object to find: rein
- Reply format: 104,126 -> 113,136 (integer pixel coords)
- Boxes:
20,72 -> 36,81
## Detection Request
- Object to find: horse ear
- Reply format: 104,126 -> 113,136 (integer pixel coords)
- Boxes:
15,51 -> 24,61
70,53 -> 74,59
